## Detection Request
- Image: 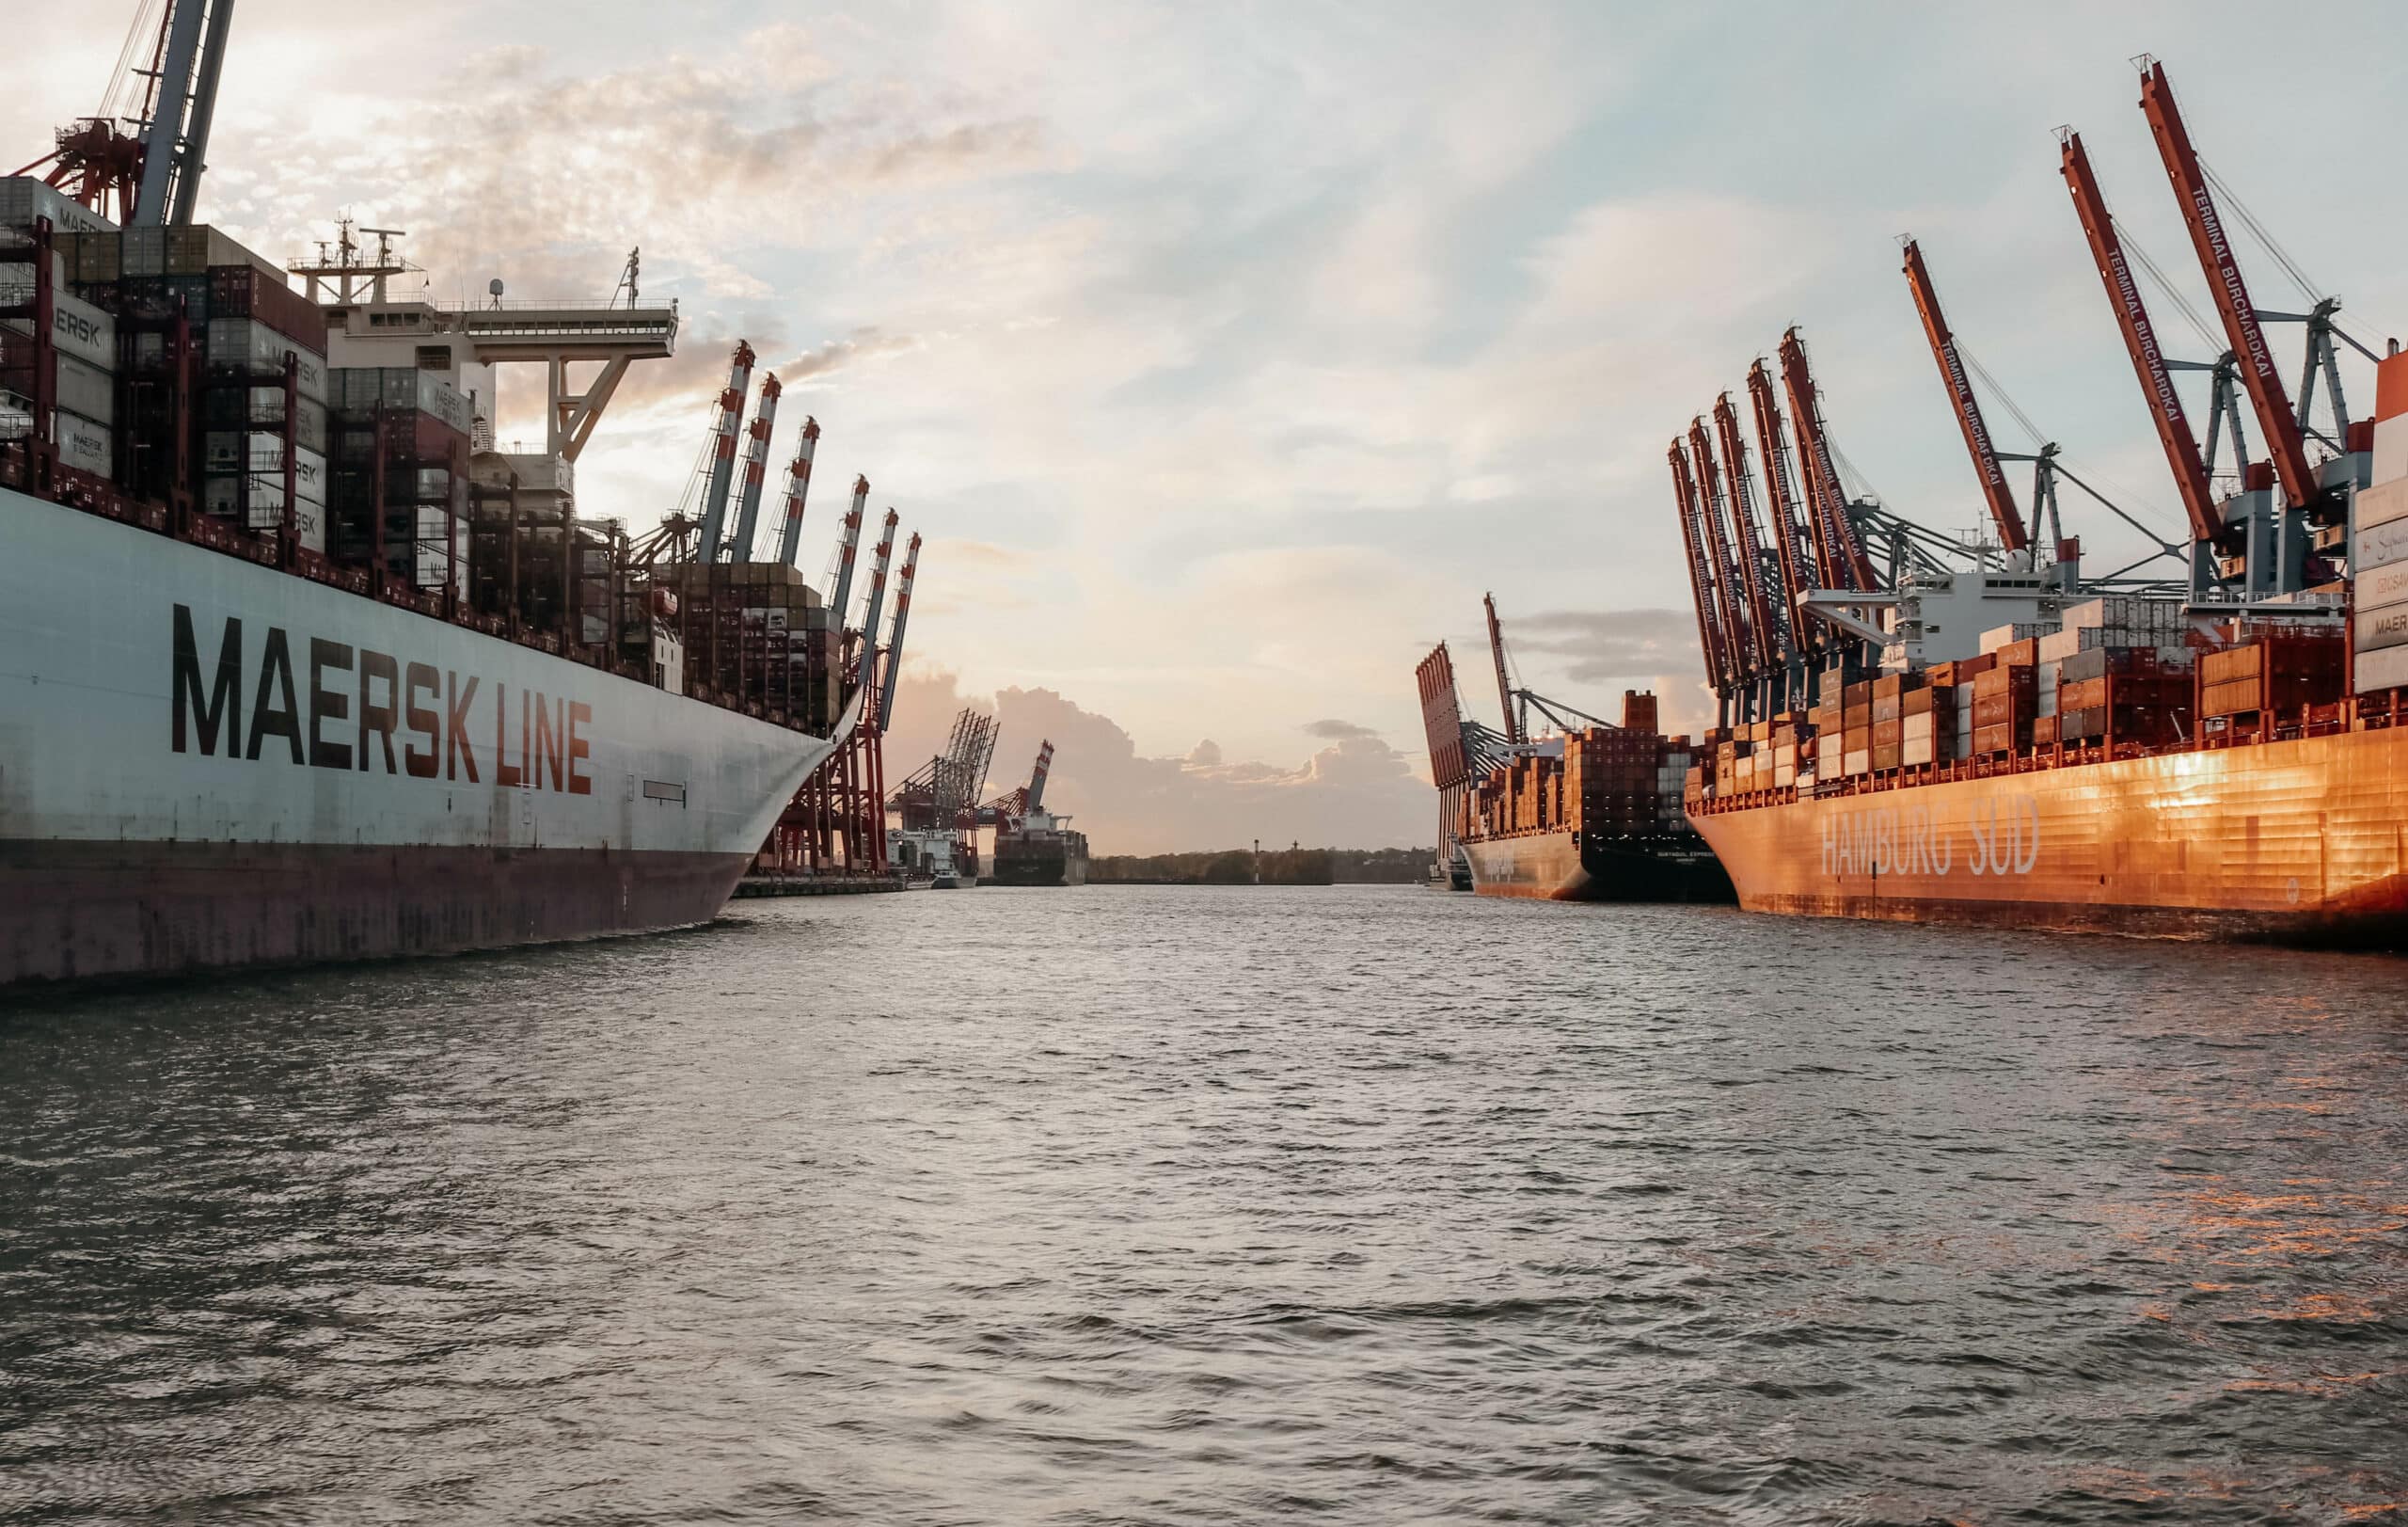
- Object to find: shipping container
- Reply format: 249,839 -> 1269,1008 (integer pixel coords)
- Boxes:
1,285 -> 117,369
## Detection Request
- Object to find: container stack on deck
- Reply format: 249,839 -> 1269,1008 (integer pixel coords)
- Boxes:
1454,694 -> 1694,848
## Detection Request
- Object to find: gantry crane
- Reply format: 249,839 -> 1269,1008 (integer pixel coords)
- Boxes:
728,373 -> 783,561
2057,126 -> 2228,594
691,342 -> 755,563
773,418 -> 822,567
1670,442 -> 1736,721
855,508 -> 901,683
18,0 -> 234,225
878,533 -> 921,732
1688,417 -> 1761,700
1745,358 -> 1823,659
1899,238 -> 2038,561
1777,328 -> 1881,593
1483,592 -> 1523,745
825,476 -> 868,621
1712,393 -> 1788,684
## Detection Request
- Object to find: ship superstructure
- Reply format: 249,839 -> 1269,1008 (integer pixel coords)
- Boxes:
1671,58 -> 2407,944
0,0 -> 922,981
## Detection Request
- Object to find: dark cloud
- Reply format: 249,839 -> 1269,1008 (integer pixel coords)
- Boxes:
1302,718 -> 1379,740
1505,606 -> 1706,687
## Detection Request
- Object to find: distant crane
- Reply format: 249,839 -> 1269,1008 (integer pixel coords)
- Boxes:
773,418 -> 822,567
1483,592 -> 1522,745
1022,740 -> 1055,816
728,373 -> 783,560
691,342 -> 755,563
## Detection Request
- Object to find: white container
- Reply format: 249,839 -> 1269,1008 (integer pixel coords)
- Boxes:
2372,414 -> 2408,488
0,177 -> 119,237
2355,643 -> 2408,694
2,287 -> 118,370
2355,516 -> 2408,574
53,410 -> 110,477
2356,475 -> 2408,533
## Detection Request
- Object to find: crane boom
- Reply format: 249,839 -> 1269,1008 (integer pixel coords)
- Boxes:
1778,327 -> 1880,591
857,509 -> 901,669
2057,129 -> 2222,546
1688,418 -> 1755,680
1746,358 -> 1820,649
693,341 -> 755,563
2137,58 -> 2318,508
1024,741 -> 1055,814
877,533 -> 921,732
1670,442 -> 1735,694
133,0 -> 233,226
774,417 -> 821,567
728,373 -> 782,560
1901,238 -> 2028,552
1713,391 -> 1785,667
1482,593 -> 1522,744
826,476 -> 868,626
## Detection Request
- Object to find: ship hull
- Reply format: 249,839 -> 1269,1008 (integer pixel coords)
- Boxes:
1461,830 -> 1735,903
2,487 -> 848,984
990,843 -> 1087,887
1687,728 -> 2408,946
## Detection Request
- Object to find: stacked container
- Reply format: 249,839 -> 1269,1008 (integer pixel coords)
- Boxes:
0,182 -> 120,482
330,368 -> 472,590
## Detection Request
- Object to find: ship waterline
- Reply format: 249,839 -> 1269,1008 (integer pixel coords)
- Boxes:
1,487 -> 849,983
1687,728 -> 2408,944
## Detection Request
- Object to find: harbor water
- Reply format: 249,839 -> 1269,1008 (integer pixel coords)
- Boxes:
3,887 -> 2403,1523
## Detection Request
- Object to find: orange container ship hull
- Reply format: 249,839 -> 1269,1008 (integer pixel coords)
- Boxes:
1688,726 -> 2408,945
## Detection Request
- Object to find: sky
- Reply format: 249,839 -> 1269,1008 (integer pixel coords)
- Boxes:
15,1 -> 2408,852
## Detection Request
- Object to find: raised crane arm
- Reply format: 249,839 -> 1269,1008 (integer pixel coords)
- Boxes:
693,342 -> 755,563
1746,358 -> 1821,651
1778,327 -> 1881,592
729,373 -> 782,560
1671,442 -> 1736,696
1900,238 -> 2028,554
825,476 -> 868,624
1023,741 -> 1055,814
857,509 -> 901,675
877,533 -> 921,732
774,417 -> 821,567
2057,129 -> 2222,547
2137,58 -> 2318,509
1688,418 -> 1756,681
135,0 -> 235,225
1482,592 -> 1522,744
1713,391 -> 1786,668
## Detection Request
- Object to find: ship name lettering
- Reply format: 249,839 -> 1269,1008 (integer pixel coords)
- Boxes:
167,603 -> 592,796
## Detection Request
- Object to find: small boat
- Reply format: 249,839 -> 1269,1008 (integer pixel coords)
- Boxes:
931,869 -> 960,889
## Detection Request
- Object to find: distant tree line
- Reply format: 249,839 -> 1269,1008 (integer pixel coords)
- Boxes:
1086,847 -> 1435,885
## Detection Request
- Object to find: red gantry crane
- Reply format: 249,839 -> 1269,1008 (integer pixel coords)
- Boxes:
1688,417 -> 1757,685
1778,327 -> 1880,593
728,372 -> 783,561
2136,58 -> 2320,513
1745,358 -> 1822,651
1900,238 -> 2030,556
1670,441 -> 1737,707
2057,128 -> 2224,549
1713,391 -> 1786,676
878,533 -> 921,732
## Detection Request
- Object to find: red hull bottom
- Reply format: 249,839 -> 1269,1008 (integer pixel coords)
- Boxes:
1739,887 -> 2408,948
2,839 -> 754,985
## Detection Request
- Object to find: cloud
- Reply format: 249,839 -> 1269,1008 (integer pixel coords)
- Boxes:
885,670 -> 1432,853
1505,607 -> 1707,689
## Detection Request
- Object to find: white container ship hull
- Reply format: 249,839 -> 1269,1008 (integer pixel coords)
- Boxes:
1,487 -> 848,983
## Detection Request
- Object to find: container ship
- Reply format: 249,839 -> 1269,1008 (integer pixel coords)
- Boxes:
986,741 -> 1089,886
1660,58 -> 2408,946
1414,602 -> 1733,902
1,3 -> 911,983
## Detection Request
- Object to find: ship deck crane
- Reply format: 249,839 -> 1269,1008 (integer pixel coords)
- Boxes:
1745,358 -> 1823,656
1899,238 -> 2035,559
692,342 -> 755,563
774,418 -> 821,567
1023,741 -> 1055,816
728,373 -> 783,560
877,533 -> 921,732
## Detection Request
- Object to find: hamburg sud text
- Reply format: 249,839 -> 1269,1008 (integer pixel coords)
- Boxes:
168,604 -> 594,794
1818,794 -> 2041,880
